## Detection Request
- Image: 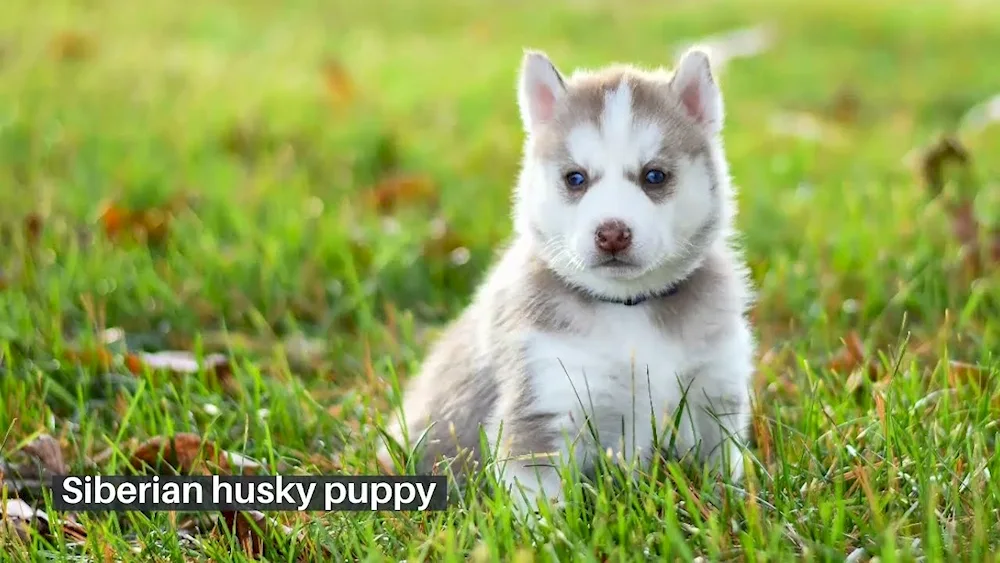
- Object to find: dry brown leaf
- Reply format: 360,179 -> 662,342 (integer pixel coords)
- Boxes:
946,360 -> 989,389
1,499 -> 34,542
62,346 -> 115,371
322,59 -> 355,106
23,214 -> 43,245
1,499 -> 87,544
98,203 -> 173,246
128,433 -> 230,475
88,438 -> 138,468
828,331 -> 866,373
828,85 -> 862,124
219,510 -> 296,558
222,510 -> 267,557
65,343 -> 232,383
21,434 -> 68,475
947,200 -> 1000,276
750,402 -> 772,465
828,331 -> 880,388
0,499 -> 35,542
915,135 -> 999,274
874,391 -> 887,431
919,135 -> 970,199
35,508 -> 88,544
0,458 -> 45,499
49,31 -> 94,61
950,200 -> 980,249
364,174 -> 437,214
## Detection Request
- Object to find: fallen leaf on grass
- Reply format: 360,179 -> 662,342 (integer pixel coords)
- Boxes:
123,433 -> 263,476
1,498 -> 87,544
919,135 -> 971,199
827,331 -> 880,390
322,59 -> 355,107
128,433 -> 230,475
946,199 -> 1000,276
222,510 -> 267,557
917,135 -> 1000,274
21,434 -> 68,475
0,459 -> 44,500
874,391 -> 887,432
946,360 -> 989,390
97,197 -> 191,246
827,331 -> 866,372
1,499 -> 34,542
827,85 -> 862,124
23,214 -> 43,245
0,499 -> 35,542
49,31 -> 95,61
219,510 -> 298,559
64,345 -> 232,382
99,205 -> 171,245
363,174 -> 437,215
750,401 -> 773,465
949,199 -> 980,249
62,346 -> 115,371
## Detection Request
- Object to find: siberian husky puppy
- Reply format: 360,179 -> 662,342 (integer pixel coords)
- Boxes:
381,47 -> 755,519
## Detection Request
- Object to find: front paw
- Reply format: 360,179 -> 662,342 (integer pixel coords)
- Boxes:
497,462 -> 566,524
708,439 -> 745,483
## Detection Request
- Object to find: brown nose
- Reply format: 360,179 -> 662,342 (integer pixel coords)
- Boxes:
595,220 -> 632,253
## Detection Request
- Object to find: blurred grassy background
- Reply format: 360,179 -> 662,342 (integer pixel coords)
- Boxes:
2,0 -> 1000,560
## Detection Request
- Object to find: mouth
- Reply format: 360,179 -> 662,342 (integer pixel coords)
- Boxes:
593,255 -> 643,276
597,256 -> 638,267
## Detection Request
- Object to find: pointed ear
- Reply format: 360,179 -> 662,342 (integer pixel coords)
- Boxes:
670,48 -> 724,134
517,50 -> 567,133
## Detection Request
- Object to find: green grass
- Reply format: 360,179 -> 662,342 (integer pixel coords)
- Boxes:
2,0 -> 1000,560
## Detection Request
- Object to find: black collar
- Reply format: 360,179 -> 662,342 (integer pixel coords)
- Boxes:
593,283 -> 681,306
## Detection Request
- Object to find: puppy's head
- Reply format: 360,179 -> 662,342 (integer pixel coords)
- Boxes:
513,48 -> 733,300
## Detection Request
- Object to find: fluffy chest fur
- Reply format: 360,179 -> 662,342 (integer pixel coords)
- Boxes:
521,303 -> 700,425
498,258 -> 749,464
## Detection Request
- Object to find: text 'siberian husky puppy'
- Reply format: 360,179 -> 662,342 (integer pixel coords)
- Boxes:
381,47 -> 756,519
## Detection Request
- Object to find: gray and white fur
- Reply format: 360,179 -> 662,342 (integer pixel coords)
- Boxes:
379,47 -> 756,518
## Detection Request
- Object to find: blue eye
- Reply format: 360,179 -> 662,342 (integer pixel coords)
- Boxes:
644,169 -> 669,185
565,171 -> 587,189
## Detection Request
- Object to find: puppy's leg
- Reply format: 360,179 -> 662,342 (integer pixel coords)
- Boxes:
690,389 -> 750,481
680,326 -> 754,481
487,410 -> 578,524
